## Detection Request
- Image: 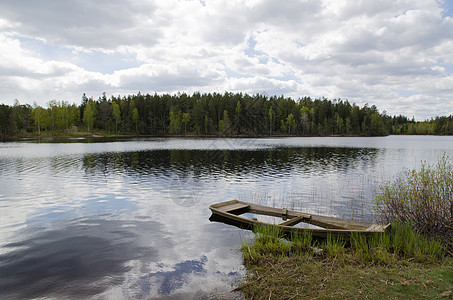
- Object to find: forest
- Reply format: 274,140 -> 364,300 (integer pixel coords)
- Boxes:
0,92 -> 452,137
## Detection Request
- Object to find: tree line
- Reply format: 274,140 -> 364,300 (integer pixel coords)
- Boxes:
0,92 -> 452,137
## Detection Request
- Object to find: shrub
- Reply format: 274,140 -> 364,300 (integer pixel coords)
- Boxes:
374,154 -> 453,249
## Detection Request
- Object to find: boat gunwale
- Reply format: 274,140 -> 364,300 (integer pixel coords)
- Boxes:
209,200 -> 391,235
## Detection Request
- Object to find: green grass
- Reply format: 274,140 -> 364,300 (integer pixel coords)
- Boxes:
242,223 -> 445,265
238,223 -> 450,299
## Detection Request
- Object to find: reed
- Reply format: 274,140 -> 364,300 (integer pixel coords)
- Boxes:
241,224 -> 291,266
289,230 -> 314,255
241,222 -> 445,266
324,234 -> 346,258
386,222 -> 445,262
374,154 -> 453,250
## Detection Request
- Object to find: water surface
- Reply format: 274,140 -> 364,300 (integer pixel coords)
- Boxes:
0,136 -> 452,299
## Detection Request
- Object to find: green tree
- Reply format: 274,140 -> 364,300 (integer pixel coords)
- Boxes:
299,106 -> 311,135
345,117 -> 351,135
204,115 -> 212,134
219,119 -> 224,133
32,103 -> 42,135
192,99 -> 204,135
350,105 -> 360,135
12,99 -> 23,133
182,112 -> 191,134
268,106 -> 274,135
48,100 -> 58,135
169,109 -> 182,134
235,100 -> 242,133
69,104 -> 80,129
83,99 -> 96,133
0,104 -> 13,136
222,110 -> 231,135
370,112 -> 387,135
112,102 -> 121,135
41,107 -> 51,133
132,108 -> 139,133
98,99 -> 112,131
119,98 -> 129,132
129,100 -> 137,131
286,113 -> 297,135
61,101 -> 69,131
361,117 -> 368,135
0,92 -> 412,137
53,101 -> 67,131
280,119 -> 287,133
336,116 -> 344,134
323,117 -> 329,135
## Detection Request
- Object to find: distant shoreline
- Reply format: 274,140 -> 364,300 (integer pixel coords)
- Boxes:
4,130 -> 453,141
2,132 -> 389,141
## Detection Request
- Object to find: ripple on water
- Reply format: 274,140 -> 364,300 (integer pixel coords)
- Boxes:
1,137 -> 453,298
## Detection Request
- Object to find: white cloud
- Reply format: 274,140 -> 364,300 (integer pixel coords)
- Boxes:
113,60 -> 226,92
0,0 -> 161,49
228,76 -> 299,96
0,0 -> 452,120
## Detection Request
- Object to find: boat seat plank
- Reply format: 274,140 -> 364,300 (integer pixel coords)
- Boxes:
279,215 -> 308,227
219,203 -> 250,212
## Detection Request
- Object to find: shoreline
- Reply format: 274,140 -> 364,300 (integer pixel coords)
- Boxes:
1,131 -> 393,141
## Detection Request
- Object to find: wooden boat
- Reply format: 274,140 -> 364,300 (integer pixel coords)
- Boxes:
209,200 -> 390,240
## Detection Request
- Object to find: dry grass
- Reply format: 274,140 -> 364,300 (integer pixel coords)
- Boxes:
238,255 -> 452,300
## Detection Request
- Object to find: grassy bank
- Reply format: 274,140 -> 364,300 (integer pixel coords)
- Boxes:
238,224 -> 452,299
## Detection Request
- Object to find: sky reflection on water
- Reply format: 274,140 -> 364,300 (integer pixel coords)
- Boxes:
1,136 -> 453,298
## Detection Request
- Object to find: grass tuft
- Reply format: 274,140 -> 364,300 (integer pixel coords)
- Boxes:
241,222 -> 444,266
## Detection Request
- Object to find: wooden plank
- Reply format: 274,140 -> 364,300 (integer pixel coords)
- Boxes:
249,204 -> 299,219
219,202 -> 250,212
309,215 -> 370,230
209,199 -> 239,209
365,224 -> 388,232
279,215 -> 307,227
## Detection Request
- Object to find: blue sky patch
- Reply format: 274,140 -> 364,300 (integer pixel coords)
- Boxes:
18,36 -> 141,74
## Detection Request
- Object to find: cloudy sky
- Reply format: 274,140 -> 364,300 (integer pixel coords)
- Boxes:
0,0 -> 452,120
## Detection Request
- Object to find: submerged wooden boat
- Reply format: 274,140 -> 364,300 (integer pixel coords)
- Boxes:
209,200 -> 390,240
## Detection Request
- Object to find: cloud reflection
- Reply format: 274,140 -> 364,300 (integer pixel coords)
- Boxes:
0,218 -> 161,298
136,256 -> 207,296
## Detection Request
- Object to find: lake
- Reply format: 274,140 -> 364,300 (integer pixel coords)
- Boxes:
0,135 -> 452,299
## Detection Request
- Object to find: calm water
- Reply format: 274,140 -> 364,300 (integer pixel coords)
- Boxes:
0,136 -> 452,299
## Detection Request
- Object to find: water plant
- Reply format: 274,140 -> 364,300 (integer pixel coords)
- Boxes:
374,154 -> 453,250
241,224 -> 290,266
324,233 -> 346,258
